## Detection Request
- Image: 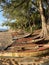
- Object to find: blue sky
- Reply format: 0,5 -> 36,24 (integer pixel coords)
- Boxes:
0,11 -> 8,29
0,11 -> 5,25
0,11 -> 16,29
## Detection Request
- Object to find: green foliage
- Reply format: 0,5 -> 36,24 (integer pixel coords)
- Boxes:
0,0 -> 48,32
2,21 -> 17,30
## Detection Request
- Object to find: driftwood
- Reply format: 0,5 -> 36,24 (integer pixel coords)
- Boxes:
12,33 -> 32,40
32,35 -> 40,39
21,37 -> 44,44
4,37 -> 44,51
4,33 -> 45,50
0,45 -> 49,57
27,38 -> 44,43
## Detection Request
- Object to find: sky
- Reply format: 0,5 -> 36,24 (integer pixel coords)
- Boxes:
0,11 -> 8,29
0,11 -> 5,25
0,11 -> 16,29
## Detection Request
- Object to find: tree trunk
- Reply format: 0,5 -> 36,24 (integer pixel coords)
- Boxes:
47,0 -> 49,22
33,21 -> 36,27
39,0 -> 48,38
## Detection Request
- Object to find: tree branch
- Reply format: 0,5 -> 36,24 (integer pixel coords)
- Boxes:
7,0 -> 29,13
0,4 -> 4,12
16,1 -> 26,7
0,4 -> 4,7
12,0 -> 40,12
0,9 -> 3,12
32,1 -> 40,11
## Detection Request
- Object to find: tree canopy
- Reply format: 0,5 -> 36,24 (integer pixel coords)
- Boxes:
0,0 -> 49,38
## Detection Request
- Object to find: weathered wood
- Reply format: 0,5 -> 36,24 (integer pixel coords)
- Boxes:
26,38 -> 44,43
20,38 -> 44,43
12,33 -> 32,40
0,48 -> 49,57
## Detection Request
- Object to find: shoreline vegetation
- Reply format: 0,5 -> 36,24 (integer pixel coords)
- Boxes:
0,0 -> 49,64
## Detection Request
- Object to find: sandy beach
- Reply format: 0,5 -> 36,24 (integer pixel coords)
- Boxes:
0,31 -> 12,50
